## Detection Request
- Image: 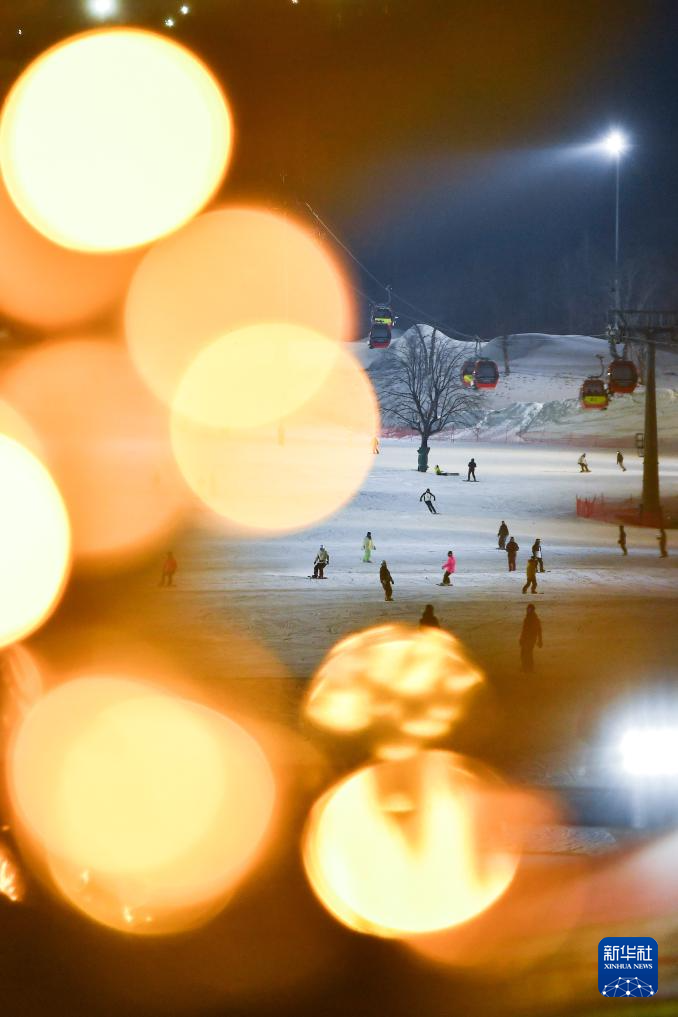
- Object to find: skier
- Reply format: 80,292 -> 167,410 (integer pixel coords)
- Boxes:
616,450 -> 626,472
519,604 -> 543,673
312,545 -> 329,579
522,556 -> 539,595
578,453 -> 591,473
497,520 -> 509,550
159,551 -> 177,587
420,604 -> 440,628
531,538 -> 545,573
440,550 -> 456,586
506,536 -> 519,572
467,457 -> 478,482
658,528 -> 668,558
372,436 -> 380,455
362,531 -> 376,562
617,524 -> 628,556
380,560 -> 394,601
420,488 -> 437,514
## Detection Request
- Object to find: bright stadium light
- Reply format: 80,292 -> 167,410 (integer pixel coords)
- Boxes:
86,0 -> 117,18
620,726 -> 678,777
601,128 -> 629,159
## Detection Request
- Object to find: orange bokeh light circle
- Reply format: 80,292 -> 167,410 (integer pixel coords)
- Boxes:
0,29 -> 232,252
0,436 -> 71,648
171,342 -> 379,535
1,338 -> 189,566
9,676 -> 276,934
302,751 -> 520,938
125,207 -> 354,406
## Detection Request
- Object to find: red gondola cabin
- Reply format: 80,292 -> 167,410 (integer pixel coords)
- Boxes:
368,323 -> 391,349
607,359 -> 639,395
473,358 -> 500,390
580,378 -> 609,410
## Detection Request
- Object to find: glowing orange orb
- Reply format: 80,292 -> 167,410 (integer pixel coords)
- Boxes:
171,342 -> 379,535
0,29 -> 232,251
0,436 -> 70,648
9,677 -> 276,933
302,752 -> 520,937
125,207 -> 354,405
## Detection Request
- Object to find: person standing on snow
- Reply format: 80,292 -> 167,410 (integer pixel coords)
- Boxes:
497,521 -> 509,550
578,453 -> 591,473
440,550 -> 456,586
467,457 -> 478,482
380,560 -> 394,601
522,555 -> 539,595
159,551 -> 178,587
420,488 -> 437,514
616,450 -> 626,472
618,524 -> 628,556
312,545 -> 330,579
506,536 -> 519,572
420,604 -> 440,628
658,528 -> 669,558
531,538 -> 545,573
519,604 -> 543,672
362,531 -> 376,562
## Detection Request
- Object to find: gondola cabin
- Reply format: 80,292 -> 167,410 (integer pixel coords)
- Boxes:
368,323 -> 392,349
580,378 -> 609,410
607,359 -> 639,395
372,306 -> 395,326
460,359 -> 476,387
473,358 -> 500,390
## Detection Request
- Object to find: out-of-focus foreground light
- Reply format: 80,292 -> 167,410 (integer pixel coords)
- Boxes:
0,839 -> 26,903
171,342 -> 378,535
9,677 -> 276,933
0,30 -> 232,252
125,207 -> 354,407
305,624 -> 483,758
620,726 -> 678,777
0,436 -> 70,648
0,172 -> 138,330
600,129 -> 629,158
302,751 -> 520,937
173,325 -> 341,430
2,339 -> 188,566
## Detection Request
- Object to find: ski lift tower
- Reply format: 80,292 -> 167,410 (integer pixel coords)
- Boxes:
612,309 -> 678,524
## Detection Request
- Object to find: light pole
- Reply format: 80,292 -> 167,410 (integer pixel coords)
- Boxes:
600,129 -> 629,317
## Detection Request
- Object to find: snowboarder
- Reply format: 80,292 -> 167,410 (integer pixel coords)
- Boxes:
658,528 -> 668,558
362,531 -> 376,562
440,550 -> 456,586
616,450 -> 626,472
578,453 -> 591,473
467,457 -> 478,482
420,488 -> 437,514
434,464 -> 451,476
506,536 -> 519,572
380,560 -> 394,601
420,604 -> 440,628
312,545 -> 329,578
519,604 -> 543,673
497,521 -> 509,550
159,551 -> 177,587
617,524 -> 628,556
372,436 -> 380,455
531,538 -> 545,573
522,556 -> 539,595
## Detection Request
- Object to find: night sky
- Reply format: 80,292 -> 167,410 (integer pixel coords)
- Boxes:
2,0 -> 678,336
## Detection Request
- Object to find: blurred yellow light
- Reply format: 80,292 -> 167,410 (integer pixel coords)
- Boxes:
305,624 -> 483,753
125,207 -> 354,406
174,324 -> 340,430
171,342 -> 378,535
9,677 -> 276,933
302,752 -> 520,937
0,29 -> 232,251
0,436 -> 70,647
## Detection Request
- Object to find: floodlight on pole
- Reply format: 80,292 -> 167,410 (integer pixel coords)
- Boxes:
601,129 -> 629,159
598,129 -> 629,320
86,0 -> 117,18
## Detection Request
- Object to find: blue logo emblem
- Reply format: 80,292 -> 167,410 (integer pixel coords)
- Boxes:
599,937 -> 658,997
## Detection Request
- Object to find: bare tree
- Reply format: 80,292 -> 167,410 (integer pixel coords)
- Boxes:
378,326 -> 480,472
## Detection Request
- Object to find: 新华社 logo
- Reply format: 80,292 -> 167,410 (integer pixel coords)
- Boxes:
598,937 -> 658,997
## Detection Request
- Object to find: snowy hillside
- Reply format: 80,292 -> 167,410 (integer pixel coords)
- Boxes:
353,327 -> 678,446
